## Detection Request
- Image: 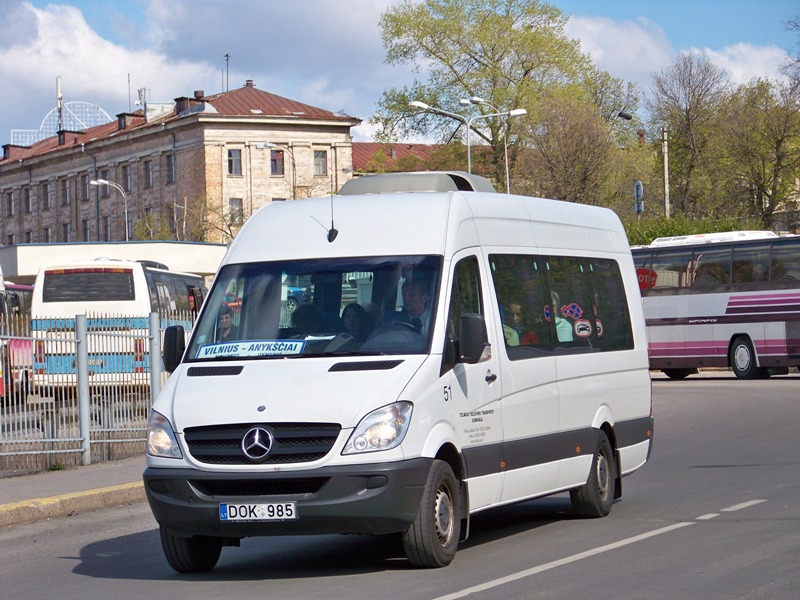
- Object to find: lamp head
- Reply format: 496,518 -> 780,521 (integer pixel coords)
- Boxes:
509,108 -> 527,117
409,100 -> 430,110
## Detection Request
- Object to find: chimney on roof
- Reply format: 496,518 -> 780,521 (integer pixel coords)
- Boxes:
194,90 -> 204,100
3,144 -> 28,160
245,80 -> 254,88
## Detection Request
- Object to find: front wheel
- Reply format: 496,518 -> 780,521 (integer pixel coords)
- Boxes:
570,430 -> 616,518
160,527 -> 223,573
403,460 -> 461,568
729,336 -> 766,380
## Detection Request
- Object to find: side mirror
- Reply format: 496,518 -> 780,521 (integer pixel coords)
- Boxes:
458,313 -> 491,364
163,325 -> 186,373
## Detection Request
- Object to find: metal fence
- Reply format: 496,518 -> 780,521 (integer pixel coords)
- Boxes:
0,311 -> 192,476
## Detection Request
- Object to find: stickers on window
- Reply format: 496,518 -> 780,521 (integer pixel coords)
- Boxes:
196,340 -> 305,359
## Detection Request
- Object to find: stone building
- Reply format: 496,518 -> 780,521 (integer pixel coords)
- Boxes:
0,80 -> 361,245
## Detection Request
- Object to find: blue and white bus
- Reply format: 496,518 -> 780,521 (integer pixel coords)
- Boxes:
31,259 -> 205,388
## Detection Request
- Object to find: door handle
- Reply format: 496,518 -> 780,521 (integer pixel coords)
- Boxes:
485,373 -> 497,383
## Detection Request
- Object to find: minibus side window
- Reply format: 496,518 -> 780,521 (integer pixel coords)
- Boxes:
444,257 -> 482,370
489,253 -> 554,360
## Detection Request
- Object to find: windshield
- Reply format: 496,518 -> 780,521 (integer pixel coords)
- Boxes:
185,255 -> 442,361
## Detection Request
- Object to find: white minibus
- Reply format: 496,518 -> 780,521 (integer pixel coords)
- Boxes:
145,171 -> 654,572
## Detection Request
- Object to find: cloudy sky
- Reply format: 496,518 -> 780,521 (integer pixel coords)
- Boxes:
0,0 -> 796,146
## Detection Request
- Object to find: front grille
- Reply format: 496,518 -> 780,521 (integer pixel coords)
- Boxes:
191,477 -> 329,497
184,422 -> 341,465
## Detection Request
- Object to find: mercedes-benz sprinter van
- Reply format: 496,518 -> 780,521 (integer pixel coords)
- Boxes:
144,171 -> 653,572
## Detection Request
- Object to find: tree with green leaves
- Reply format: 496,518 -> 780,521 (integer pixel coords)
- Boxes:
373,0 -> 637,192
720,78 -> 800,228
646,53 -> 730,218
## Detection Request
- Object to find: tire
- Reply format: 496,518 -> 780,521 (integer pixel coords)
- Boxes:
570,430 -> 616,518
403,460 -> 461,568
286,297 -> 299,312
729,336 -> 766,380
662,368 -> 696,380
159,526 -> 223,573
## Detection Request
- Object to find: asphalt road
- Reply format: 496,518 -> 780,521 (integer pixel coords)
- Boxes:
1,371 -> 799,599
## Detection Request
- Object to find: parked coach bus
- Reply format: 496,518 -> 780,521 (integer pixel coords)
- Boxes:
31,259 -> 205,388
631,231 -> 800,379
0,279 -> 34,398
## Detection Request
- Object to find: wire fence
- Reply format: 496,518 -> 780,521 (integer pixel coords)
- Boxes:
0,311 -> 193,475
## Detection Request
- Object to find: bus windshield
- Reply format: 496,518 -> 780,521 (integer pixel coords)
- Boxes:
186,255 -> 442,361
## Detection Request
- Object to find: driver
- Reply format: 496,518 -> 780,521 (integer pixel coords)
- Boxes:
397,278 -> 430,336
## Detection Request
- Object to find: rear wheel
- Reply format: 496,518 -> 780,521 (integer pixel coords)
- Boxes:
403,460 -> 461,568
662,368 -> 696,380
570,431 -> 616,518
729,336 -> 766,380
159,527 -> 223,573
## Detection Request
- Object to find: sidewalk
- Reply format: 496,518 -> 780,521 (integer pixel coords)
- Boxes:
0,454 -> 147,527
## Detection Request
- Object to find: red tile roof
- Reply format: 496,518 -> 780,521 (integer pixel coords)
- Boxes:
2,81 -> 359,164
203,81 -> 356,121
352,142 -> 438,172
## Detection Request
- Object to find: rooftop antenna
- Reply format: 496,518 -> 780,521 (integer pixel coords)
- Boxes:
327,171 -> 338,242
56,76 -> 63,131
224,53 -> 230,92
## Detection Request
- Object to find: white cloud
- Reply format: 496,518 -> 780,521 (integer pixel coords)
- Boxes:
694,43 -> 790,85
565,14 -> 791,94
566,15 -> 674,91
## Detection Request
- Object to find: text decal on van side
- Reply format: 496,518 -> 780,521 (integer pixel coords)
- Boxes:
196,340 -> 306,359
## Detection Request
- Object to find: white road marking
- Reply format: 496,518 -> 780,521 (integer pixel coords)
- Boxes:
720,499 -> 766,512
433,498 -> 769,599
431,522 -> 695,600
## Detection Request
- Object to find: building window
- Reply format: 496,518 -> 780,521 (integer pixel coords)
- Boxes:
271,150 -> 285,176
228,149 -> 242,176
314,150 -> 328,176
25,230 -> 33,244
7,234 -> 14,246
229,198 -> 244,226
81,174 -> 90,201
6,192 -> 13,216
43,227 -> 52,243
63,223 -> 71,242
100,170 -> 110,197
24,188 -> 32,213
82,219 -> 90,242
41,183 -> 50,209
165,154 -> 175,184
102,216 -> 110,241
144,160 -> 153,188
61,179 -> 71,206
122,165 -> 132,192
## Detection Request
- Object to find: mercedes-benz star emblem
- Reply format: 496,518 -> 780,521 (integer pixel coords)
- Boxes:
241,427 -> 274,461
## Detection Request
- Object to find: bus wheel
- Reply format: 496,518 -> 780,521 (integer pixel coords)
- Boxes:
402,460 -> 461,568
729,336 -> 766,380
570,430 -> 616,518
160,527 -> 222,573
663,368 -> 696,380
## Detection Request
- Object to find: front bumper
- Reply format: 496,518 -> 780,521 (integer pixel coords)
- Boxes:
144,457 -> 433,539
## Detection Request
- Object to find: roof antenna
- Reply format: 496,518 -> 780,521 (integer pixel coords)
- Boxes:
327,172 -> 338,242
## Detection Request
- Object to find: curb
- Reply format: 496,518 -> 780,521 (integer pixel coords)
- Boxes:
0,482 -> 145,527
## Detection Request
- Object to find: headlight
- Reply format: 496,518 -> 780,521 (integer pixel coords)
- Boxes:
146,410 -> 183,459
343,402 -> 413,455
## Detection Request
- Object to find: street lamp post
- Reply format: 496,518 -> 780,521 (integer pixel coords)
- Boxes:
461,97 -> 526,193
408,100 -> 471,169
257,142 -> 297,200
617,111 -> 671,219
90,178 -> 129,241
410,100 -> 525,184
